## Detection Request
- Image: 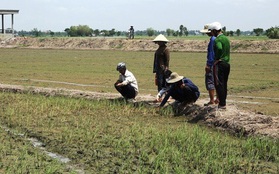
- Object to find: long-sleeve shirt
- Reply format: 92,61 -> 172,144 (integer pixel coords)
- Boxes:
118,70 -> 138,92
214,34 -> 230,64
207,36 -> 216,67
159,78 -> 200,107
153,45 -> 170,73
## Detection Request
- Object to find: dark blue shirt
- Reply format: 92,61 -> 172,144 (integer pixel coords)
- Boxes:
159,77 -> 200,107
207,36 -> 216,67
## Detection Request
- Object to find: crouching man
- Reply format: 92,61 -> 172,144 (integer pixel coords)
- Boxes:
159,72 -> 200,108
114,62 -> 138,102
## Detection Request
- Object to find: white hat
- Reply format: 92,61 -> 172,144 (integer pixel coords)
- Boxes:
200,24 -> 211,33
153,34 -> 169,42
166,72 -> 183,83
209,22 -> 222,30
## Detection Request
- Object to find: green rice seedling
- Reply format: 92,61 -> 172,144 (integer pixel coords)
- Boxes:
0,129 -> 75,174
0,92 -> 278,173
0,48 -> 278,115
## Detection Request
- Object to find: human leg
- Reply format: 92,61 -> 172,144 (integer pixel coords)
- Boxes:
215,62 -> 228,107
205,71 -> 215,105
114,83 -> 136,99
156,72 -> 164,92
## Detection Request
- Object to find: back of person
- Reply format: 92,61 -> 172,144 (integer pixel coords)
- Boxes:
214,34 -> 230,63
168,77 -> 200,103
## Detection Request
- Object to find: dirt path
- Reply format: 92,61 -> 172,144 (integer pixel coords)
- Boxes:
1,83 -> 278,139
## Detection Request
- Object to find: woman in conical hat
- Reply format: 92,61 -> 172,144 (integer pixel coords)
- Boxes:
152,34 -> 170,93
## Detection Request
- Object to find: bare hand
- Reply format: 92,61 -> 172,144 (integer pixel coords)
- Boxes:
116,83 -> 123,87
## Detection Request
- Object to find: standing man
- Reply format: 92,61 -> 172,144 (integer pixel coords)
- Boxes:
210,22 -> 231,109
128,26 -> 134,39
153,34 -> 170,93
200,24 -> 218,106
114,62 -> 138,102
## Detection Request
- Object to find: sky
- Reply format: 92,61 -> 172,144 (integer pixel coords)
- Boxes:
1,0 -> 278,32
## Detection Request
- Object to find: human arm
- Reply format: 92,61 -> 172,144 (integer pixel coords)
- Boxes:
206,37 -> 215,71
159,89 -> 172,107
156,86 -> 170,101
164,48 -> 170,70
118,70 -> 136,86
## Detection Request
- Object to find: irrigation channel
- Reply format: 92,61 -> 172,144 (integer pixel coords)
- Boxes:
1,125 -> 85,174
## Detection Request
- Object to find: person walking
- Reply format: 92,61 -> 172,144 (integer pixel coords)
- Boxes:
153,34 -> 170,93
210,22 -> 231,109
159,72 -> 200,107
200,24 -> 218,106
114,62 -> 138,102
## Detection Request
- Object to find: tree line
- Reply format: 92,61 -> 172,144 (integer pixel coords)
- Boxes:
16,25 -> 279,39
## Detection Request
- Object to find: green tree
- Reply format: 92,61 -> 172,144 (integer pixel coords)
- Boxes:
172,30 -> 179,37
222,26 -> 229,36
109,28 -> 116,36
266,26 -> 279,39
64,28 -> 70,36
31,28 -> 41,37
100,30 -> 109,36
179,25 -> 184,36
146,28 -> 155,36
116,31 -> 121,36
178,25 -> 188,36
93,29 -> 100,36
166,28 -> 173,36
65,25 -> 93,37
50,31 -> 55,37
236,29 -> 241,36
253,28 -> 264,36
183,27 -> 188,36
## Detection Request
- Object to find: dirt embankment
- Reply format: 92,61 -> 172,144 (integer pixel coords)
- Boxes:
1,37 -> 279,53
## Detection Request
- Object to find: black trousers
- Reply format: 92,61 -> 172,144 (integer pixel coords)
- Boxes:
171,87 -> 199,104
214,61 -> 230,106
156,71 -> 166,92
114,83 -> 136,99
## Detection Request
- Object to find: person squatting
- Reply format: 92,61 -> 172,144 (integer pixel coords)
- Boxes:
115,22 -> 230,111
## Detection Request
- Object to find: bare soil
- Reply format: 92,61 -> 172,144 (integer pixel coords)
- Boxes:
1,37 -> 279,53
0,37 -> 278,139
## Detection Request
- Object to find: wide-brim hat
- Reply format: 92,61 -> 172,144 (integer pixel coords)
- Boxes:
166,72 -> 183,83
153,34 -> 169,42
200,24 -> 211,33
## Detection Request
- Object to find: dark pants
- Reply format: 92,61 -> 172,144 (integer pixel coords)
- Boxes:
114,83 -> 136,99
214,61 -> 230,106
156,71 -> 166,92
171,87 -> 199,104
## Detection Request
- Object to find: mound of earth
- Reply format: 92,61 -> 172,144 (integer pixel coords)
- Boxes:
0,84 -> 278,139
1,37 -> 279,53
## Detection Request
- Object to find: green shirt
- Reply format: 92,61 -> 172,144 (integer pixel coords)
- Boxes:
214,34 -> 230,64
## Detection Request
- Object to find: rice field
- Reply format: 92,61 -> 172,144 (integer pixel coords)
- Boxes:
0,48 -> 278,173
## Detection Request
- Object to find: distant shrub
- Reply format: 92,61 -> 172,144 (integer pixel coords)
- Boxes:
266,26 -> 279,39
